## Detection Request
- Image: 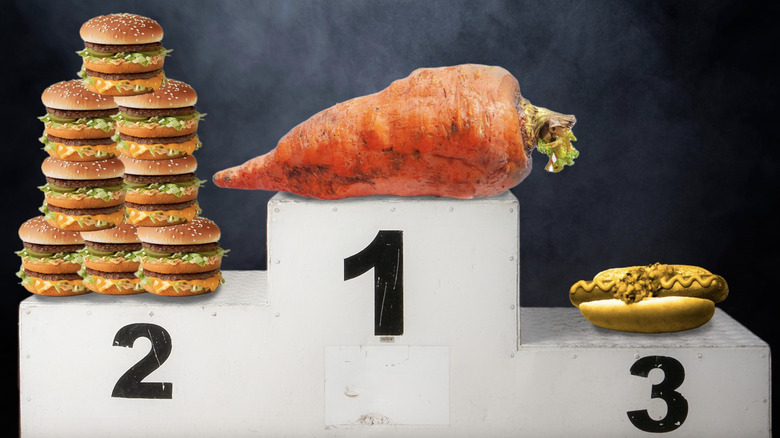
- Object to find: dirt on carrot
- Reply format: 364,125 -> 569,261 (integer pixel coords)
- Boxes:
213,64 -> 578,199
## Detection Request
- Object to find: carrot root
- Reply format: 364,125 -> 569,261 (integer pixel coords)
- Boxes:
213,64 -> 579,199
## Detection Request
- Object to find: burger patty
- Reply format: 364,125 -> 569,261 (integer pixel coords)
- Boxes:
84,68 -> 163,80
46,203 -> 124,216
46,107 -> 118,119
118,132 -> 197,144
83,267 -> 138,279
123,172 -> 197,185
125,199 -> 197,210
23,242 -> 84,254
46,134 -> 116,146
45,176 -> 124,188
142,269 -> 220,281
117,105 -> 197,118
85,241 -> 142,253
84,41 -> 163,54
142,241 -> 220,254
24,268 -> 82,281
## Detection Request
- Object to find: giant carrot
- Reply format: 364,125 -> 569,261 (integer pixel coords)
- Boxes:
213,64 -> 578,199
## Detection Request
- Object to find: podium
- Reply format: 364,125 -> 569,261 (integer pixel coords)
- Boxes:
19,192 -> 771,437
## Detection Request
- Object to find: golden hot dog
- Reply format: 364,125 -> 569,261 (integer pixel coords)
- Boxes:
569,263 -> 728,333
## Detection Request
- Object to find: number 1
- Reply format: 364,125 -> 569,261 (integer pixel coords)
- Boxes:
344,230 -> 404,336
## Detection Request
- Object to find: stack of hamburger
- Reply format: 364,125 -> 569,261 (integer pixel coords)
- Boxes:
114,80 -> 205,227
17,13 -> 225,298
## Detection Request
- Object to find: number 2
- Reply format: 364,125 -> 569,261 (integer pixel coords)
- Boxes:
628,355 -> 688,433
112,323 -> 173,399
344,230 -> 404,336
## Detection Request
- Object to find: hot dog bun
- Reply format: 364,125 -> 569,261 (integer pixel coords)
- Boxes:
570,264 -> 728,307
578,297 -> 715,333
569,263 -> 728,333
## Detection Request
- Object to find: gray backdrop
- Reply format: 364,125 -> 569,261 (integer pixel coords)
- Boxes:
3,0 -> 777,432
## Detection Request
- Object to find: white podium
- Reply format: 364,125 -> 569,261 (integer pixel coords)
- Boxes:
18,193 -> 772,437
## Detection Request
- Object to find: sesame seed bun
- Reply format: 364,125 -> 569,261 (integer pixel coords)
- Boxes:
19,216 -> 84,246
42,80 -> 118,111
120,155 -> 197,176
80,13 -> 163,45
80,222 -> 139,244
114,79 -> 197,109
136,216 -> 220,245
41,157 -> 125,180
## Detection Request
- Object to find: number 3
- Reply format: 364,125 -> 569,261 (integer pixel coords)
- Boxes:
628,355 -> 688,433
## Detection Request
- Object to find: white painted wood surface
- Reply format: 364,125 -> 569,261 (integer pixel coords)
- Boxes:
19,276 -> 770,437
18,193 -> 771,437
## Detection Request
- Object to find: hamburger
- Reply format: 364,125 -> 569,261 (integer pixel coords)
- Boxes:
112,79 -> 204,159
39,79 -> 119,161
39,157 -> 126,231
77,13 -> 169,96
569,263 -> 729,333
80,222 -> 144,295
135,217 -> 226,296
16,216 -> 88,296
121,155 -> 203,226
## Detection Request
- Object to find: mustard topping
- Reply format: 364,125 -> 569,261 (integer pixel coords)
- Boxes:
570,263 -> 720,304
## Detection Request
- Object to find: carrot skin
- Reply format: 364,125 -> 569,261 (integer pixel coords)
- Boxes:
213,64 -> 567,199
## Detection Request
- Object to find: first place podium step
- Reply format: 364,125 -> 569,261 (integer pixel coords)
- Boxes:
19,271 -> 771,438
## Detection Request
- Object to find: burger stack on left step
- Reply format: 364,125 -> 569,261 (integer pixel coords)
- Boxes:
17,13 -> 226,298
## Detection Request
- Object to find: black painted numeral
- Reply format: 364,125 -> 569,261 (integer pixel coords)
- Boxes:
344,230 -> 404,336
628,355 -> 688,433
112,323 -> 173,399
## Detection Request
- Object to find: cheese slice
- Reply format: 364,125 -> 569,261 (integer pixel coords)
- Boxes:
47,209 -> 125,229
143,274 -> 222,295
88,75 -> 164,94
24,277 -> 87,296
46,142 -> 118,160
119,136 -> 200,159
87,275 -> 143,294
125,203 -> 200,225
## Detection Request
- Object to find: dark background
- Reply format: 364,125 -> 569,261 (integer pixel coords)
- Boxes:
2,0 -> 776,434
